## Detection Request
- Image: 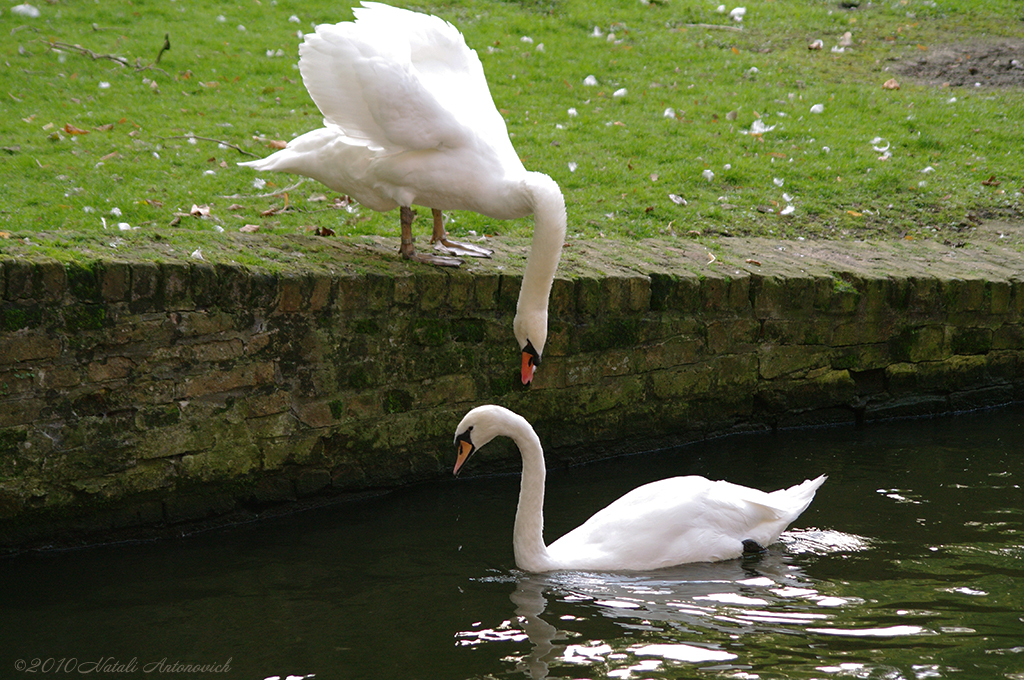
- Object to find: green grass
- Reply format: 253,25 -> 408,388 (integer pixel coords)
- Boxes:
2,0 -> 1022,265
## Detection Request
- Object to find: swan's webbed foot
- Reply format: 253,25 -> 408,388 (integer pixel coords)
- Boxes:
741,539 -> 768,556
399,206 -> 463,267
430,209 -> 493,259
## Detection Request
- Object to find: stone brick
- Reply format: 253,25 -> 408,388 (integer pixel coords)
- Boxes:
0,397 -> 45,427
87,356 -> 136,382
276,275 -> 304,314
161,262 -> 192,310
309,275 -> 332,311
4,261 -> 34,301
759,344 -> 832,380
179,361 -> 276,398
130,262 -> 160,311
294,401 -> 336,428
99,262 -> 130,302
0,332 -> 61,364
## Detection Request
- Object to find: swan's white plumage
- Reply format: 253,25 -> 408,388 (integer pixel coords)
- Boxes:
454,405 -> 827,572
239,3 -> 566,380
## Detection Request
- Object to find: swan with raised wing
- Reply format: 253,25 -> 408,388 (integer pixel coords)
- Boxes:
239,2 -> 565,384
453,405 -> 827,572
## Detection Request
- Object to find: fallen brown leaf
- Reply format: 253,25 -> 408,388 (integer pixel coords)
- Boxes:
315,226 -> 336,237
268,139 -> 288,149
239,224 -> 260,233
745,258 -> 761,266
64,123 -> 89,135
981,175 -> 1000,186
882,78 -> 900,90
94,123 -> 115,132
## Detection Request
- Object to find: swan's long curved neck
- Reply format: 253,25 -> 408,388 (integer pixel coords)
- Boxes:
516,173 -> 566,345
507,412 -> 555,572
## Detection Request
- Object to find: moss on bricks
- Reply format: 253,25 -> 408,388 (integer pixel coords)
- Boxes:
382,389 -> 414,414
63,304 -> 107,333
1,305 -> 43,332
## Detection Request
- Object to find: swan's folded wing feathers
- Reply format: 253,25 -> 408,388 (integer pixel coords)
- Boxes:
299,24 -> 475,155
352,1 -> 517,165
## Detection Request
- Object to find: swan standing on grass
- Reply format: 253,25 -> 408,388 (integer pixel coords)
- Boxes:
240,3 -> 566,384
453,405 -> 827,572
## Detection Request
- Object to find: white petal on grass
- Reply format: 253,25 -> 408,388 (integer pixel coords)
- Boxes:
567,107 -> 578,117
668,194 -> 687,205
729,7 -> 746,21
716,4 -> 726,13
871,137 -> 890,152
921,166 -> 935,173
773,177 -> 784,187
190,248 -> 204,261
568,162 -> 578,172
613,88 -> 627,98
288,15 -> 300,23
237,24 -> 246,32
663,107 -> 676,118
584,75 -> 599,86
117,223 -> 133,231
520,36 -> 533,43
99,81 -> 111,90
110,207 -> 123,217
702,169 -> 715,182
748,119 -> 776,135
12,3 -> 41,17
783,193 -> 793,202
253,178 -> 267,190
810,104 -> 825,114
591,26 -> 604,37
781,205 -> 795,215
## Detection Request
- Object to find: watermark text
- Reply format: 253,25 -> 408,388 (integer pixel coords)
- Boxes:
14,657 -> 232,674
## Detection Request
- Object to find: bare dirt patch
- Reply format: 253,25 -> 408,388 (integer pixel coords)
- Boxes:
896,41 -> 1024,87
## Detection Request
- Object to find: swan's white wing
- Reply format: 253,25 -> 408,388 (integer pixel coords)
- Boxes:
352,3 -> 515,156
299,26 -> 462,152
299,2 -> 518,167
548,476 -> 824,570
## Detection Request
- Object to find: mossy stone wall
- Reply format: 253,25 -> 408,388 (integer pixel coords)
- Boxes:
1,236 -> 1023,549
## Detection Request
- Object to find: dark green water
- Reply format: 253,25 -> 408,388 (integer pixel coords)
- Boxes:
2,405 -> 1023,680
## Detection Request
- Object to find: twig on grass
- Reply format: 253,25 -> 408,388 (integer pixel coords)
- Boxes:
40,39 -> 170,75
680,23 -> 744,32
220,179 -> 308,200
160,135 -> 260,158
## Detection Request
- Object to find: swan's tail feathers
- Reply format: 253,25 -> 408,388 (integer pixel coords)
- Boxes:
775,474 -> 827,518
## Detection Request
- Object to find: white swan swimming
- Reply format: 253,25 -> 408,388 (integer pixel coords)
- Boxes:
239,3 -> 566,384
453,405 -> 827,572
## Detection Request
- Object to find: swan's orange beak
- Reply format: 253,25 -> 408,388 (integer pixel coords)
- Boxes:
521,340 -> 540,386
453,437 -> 474,476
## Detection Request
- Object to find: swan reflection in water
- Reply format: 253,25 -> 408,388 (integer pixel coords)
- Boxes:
458,529 -> 871,679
